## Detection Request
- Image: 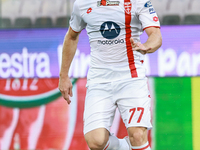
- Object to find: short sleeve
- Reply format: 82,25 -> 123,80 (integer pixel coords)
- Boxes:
136,0 -> 160,30
70,1 -> 87,32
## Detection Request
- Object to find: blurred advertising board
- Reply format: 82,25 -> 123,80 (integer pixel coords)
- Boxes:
1,77 -> 199,150
0,25 -> 200,79
153,77 -> 200,150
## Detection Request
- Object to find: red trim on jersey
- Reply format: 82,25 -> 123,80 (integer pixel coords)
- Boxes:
124,0 -> 138,78
131,143 -> 150,150
143,26 -> 160,31
70,26 -> 81,33
103,142 -> 110,150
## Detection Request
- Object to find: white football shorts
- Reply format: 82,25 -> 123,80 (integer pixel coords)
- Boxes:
83,78 -> 152,135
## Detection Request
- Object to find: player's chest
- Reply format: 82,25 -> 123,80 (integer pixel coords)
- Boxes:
81,0 -> 137,27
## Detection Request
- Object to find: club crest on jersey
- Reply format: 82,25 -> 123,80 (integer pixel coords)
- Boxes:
124,2 -> 132,14
97,0 -> 120,6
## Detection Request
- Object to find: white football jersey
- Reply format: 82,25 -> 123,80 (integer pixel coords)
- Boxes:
70,0 -> 160,85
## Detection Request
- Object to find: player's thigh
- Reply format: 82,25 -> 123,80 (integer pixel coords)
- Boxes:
116,78 -> 152,130
84,83 -> 117,135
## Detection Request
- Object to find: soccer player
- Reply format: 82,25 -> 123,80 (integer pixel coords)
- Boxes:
59,0 -> 162,149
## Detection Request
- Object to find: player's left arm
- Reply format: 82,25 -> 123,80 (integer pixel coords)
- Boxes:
131,27 -> 162,54
143,27 -> 162,53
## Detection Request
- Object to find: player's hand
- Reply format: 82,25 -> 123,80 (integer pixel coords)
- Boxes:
58,76 -> 73,104
130,38 -> 151,54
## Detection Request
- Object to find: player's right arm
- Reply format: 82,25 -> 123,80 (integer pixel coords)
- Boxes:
59,27 -> 80,104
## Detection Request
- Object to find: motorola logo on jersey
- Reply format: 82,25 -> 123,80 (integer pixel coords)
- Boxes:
100,21 -> 121,39
98,39 -> 124,45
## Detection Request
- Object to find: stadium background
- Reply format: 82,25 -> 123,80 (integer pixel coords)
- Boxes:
0,0 -> 200,149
